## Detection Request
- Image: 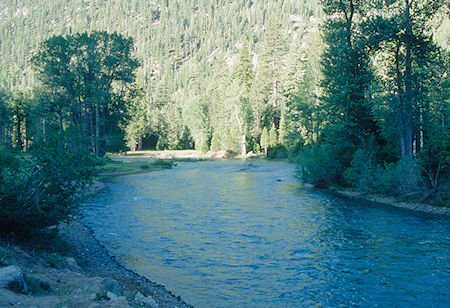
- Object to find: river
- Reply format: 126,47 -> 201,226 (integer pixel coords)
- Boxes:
82,159 -> 450,307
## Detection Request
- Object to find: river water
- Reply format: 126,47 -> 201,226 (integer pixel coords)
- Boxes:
82,160 -> 450,307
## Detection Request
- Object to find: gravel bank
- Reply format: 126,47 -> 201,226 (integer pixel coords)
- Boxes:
332,190 -> 450,215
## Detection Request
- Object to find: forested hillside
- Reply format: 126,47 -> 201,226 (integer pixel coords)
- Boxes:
0,0 -> 449,204
1,0 -> 325,150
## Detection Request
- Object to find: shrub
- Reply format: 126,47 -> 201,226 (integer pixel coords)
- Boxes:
0,247 -> 10,265
415,132 -> 449,204
44,252 -> 63,268
151,159 -> 174,169
344,149 -> 378,193
269,124 -> 278,147
376,157 -> 423,197
210,131 -> 221,152
252,141 -> 261,154
0,131 -> 96,236
267,144 -> 288,159
200,140 -> 210,153
298,143 -> 343,188
156,136 -> 167,150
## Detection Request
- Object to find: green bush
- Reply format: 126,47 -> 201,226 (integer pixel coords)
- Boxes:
344,151 -> 424,197
156,136 -> 167,150
298,143 -> 343,188
376,157 -> 423,197
210,131 -> 221,152
267,144 -> 288,159
344,149 -> 378,193
44,252 -> 63,268
200,140 -> 210,153
0,247 -> 10,265
151,159 -> 174,169
0,131 -> 96,236
252,141 -> 261,154
269,124 -> 278,147
416,132 -> 449,204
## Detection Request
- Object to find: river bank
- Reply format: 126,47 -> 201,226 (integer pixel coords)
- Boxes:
328,189 -> 450,216
100,153 -> 449,217
0,215 -> 191,308
0,161 -> 191,308
79,158 -> 450,307
1,154 -> 446,307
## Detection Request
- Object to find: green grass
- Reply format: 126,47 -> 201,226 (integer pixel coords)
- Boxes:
151,159 -> 175,168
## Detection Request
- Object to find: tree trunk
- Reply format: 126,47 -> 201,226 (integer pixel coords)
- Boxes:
403,0 -> 413,157
138,135 -> 143,151
16,105 -> 22,152
95,105 -> 100,156
99,106 -> 108,157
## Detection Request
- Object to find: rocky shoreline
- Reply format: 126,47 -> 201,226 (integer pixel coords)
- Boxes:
0,214 -> 191,308
2,157 -> 447,307
330,189 -> 450,216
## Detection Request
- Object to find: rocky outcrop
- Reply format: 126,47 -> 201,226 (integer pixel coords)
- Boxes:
0,265 -> 28,293
135,291 -> 159,308
101,277 -> 123,297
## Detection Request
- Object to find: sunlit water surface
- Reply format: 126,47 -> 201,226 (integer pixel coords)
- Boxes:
82,160 -> 450,307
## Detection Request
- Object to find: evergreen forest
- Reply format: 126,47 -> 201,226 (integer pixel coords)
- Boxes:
0,0 -> 449,233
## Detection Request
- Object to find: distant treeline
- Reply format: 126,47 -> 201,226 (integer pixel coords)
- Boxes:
0,0 -> 448,204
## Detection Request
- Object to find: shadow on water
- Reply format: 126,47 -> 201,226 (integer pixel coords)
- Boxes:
82,159 -> 450,308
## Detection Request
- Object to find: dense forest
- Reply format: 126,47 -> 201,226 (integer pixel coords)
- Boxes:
0,0 -> 449,234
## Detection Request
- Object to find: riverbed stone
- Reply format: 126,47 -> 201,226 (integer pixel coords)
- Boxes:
135,291 -> 159,308
65,257 -> 79,270
107,296 -> 131,308
101,277 -> 123,296
107,291 -> 118,301
38,278 -> 50,291
0,265 -> 28,293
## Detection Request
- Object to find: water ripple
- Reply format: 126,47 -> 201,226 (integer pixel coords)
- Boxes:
82,160 -> 450,308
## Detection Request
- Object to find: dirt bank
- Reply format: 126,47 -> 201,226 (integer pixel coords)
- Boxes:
0,215 -> 192,308
0,168 -> 192,308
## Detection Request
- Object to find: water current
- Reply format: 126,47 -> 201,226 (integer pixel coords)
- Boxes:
82,159 -> 450,307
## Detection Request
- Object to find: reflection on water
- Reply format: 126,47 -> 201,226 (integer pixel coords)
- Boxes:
82,160 -> 450,307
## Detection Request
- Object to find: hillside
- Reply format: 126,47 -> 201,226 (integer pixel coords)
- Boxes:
0,0 -> 322,90
0,0 -> 448,204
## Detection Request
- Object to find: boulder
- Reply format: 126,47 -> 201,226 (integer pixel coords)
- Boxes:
101,277 -> 123,297
65,257 -> 79,270
38,278 -> 50,291
107,296 -> 131,308
0,265 -> 28,293
107,291 -> 118,301
135,291 -> 159,308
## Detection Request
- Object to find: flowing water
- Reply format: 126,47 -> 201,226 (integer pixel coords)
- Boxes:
82,160 -> 450,307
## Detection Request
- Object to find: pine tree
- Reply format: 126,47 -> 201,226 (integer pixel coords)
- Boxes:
234,39 -> 254,90
321,0 -> 381,163
269,123 -> 278,147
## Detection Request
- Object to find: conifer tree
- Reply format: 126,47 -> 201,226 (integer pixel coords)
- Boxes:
269,123 -> 278,147
321,0 -> 381,163
234,39 -> 254,91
